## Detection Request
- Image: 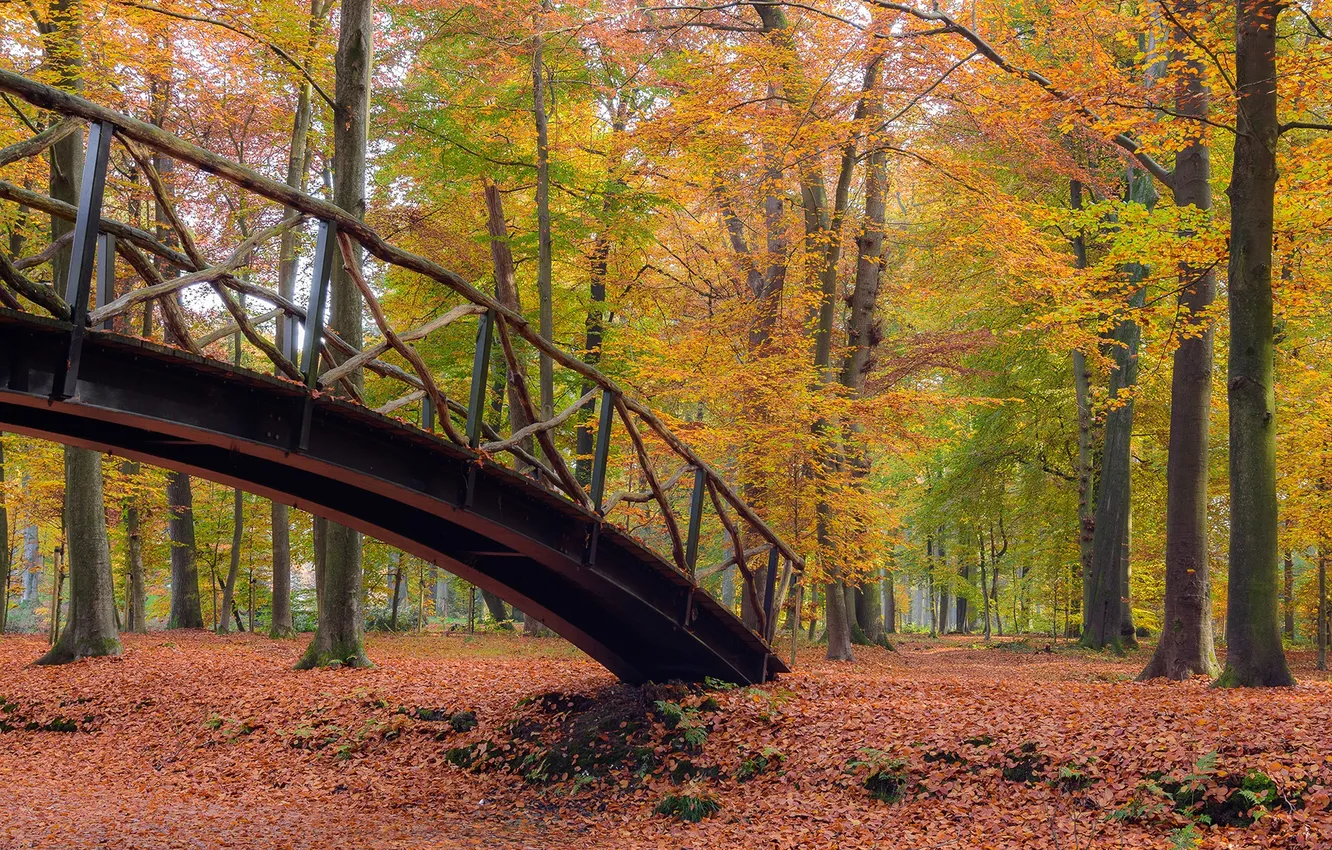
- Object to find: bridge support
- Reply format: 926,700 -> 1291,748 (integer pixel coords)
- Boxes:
53,119 -> 114,401
294,219 -> 336,451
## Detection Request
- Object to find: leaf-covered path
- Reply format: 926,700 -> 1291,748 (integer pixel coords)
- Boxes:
1,633 -> 1328,849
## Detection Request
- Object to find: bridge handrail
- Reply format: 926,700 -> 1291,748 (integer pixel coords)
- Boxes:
0,68 -> 804,640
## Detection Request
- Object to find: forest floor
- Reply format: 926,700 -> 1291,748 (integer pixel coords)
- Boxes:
0,631 -> 1329,850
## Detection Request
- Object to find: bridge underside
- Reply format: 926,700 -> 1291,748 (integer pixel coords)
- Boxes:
0,310 -> 784,684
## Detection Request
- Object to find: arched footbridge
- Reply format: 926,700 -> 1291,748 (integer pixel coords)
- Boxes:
0,71 -> 801,685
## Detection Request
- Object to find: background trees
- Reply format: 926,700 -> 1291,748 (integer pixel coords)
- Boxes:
2,0 -> 1332,686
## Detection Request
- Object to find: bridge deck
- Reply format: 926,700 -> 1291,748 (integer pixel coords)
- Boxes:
0,310 -> 786,684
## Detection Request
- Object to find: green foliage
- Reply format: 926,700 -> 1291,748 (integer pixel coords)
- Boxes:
654,793 -> 719,822
736,746 -> 784,781
848,748 -> 910,803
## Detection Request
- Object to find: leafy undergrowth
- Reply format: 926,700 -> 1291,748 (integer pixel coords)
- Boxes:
1,632 -> 1330,849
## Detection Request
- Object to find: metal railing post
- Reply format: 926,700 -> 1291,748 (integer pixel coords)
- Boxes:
684,467 -> 707,576
763,548 -> 779,641
53,119 -> 114,400
421,395 -> 435,432
294,219 -> 336,451
96,232 -> 115,330
589,388 -> 615,513
299,220 -> 336,388
465,310 -> 493,448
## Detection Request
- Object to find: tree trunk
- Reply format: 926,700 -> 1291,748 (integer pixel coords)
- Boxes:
217,488 -> 243,634
1082,181 -> 1148,651
1282,550 -> 1295,641
38,448 -> 120,663
164,470 -> 203,628
1070,181 -> 1096,624
121,461 -> 146,633
0,436 -> 9,634
854,581 -> 882,644
980,533 -> 991,641
1317,549 -> 1326,672
1139,13 -> 1220,679
389,552 -> 403,631
1120,507 -> 1135,642
270,0 -> 324,641
824,580 -> 854,660
956,558 -> 970,634
298,0 -> 371,669
883,572 -> 896,634
1215,0 -> 1294,687
531,11 -> 554,421
481,590 -> 510,626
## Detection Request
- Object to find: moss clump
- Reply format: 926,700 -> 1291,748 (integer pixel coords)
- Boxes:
449,710 -> 478,733
655,793 -> 720,822
736,746 -> 784,781
1001,742 -> 1049,784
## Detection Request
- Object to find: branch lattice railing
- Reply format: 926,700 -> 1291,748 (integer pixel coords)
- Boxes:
0,70 -> 802,645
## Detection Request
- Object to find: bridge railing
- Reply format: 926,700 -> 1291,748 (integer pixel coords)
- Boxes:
0,70 -> 802,644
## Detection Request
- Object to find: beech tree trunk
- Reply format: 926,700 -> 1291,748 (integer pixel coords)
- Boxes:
1282,550 -> 1295,641
38,448 -> 120,663
1083,171 -> 1152,652
1216,0 -> 1294,687
217,488 -> 243,634
1139,1 -> 1221,679
1317,548 -> 1326,672
121,461 -> 146,633
298,0 -> 372,669
164,470 -> 203,627
0,437 -> 9,634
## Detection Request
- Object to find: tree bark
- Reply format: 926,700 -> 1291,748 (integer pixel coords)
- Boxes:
298,0 -> 372,669
1215,0 -> 1294,687
531,9 -> 554,422
217,488 -> 243,634
1282,550 -> 1295,641
1139,1 -> 1220,678
121,461 -> 146,633
271,0 -> 326,641
164,470 -> 203,627
38,448 -> 120,663
1317,549 -> 1326,672
1083,172 -> 1151,652
0,436 -> 9,634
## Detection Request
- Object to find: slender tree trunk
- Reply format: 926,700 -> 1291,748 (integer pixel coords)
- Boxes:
1282,550 -> 1295,641
0,437 -> 9,635
217,488 -> 243,634
980,533 -> 991,641
531,10 -> 554,421
1083,176 -> 1149,651
389,552 -> 403,631
1314,549 -> 1327,671
1216,0 -> 1294,687
883,572 -> 896,634
298,0 -> 371,669
121,461 -> 146,633
1070,180 -> 1096,625
270,0 -> 325,641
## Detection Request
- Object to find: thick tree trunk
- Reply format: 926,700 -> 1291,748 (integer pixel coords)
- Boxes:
854,581 -> 882,644
824,580 -> 854,660
481,590 -> 510,626
270,503 -> 293,637
38,448 -> 120,663
165,470 -> 203,628
1140,17 -> 1220,677
883,572 -> 896,634
1216,0 -> 1294,687
298,0 -> 372,669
